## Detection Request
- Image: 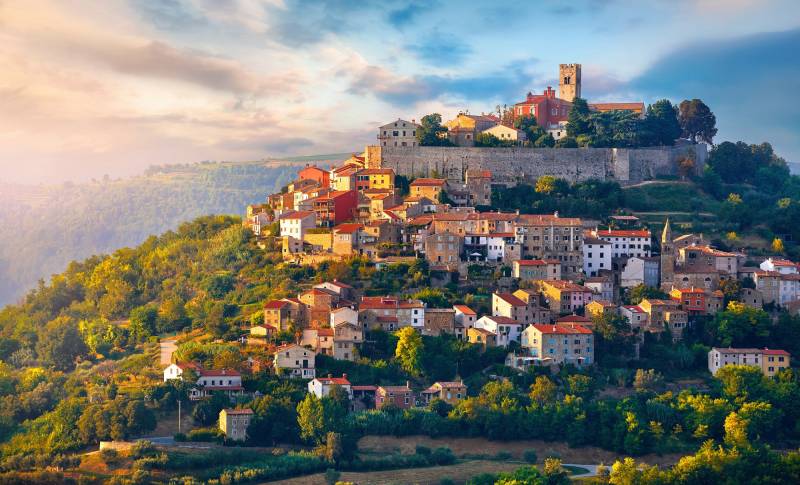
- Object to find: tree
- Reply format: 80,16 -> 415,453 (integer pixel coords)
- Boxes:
678,99 -> 717,144
626,284 -> 668,305
535,175 -> 557,195
724,411 -> 749,448
633,369 -> 663,392
566,98 -> 591,138
395,326 -> 423,376
36,319 -> 88,371
297,393 -> 326,444
644,99 -> 681,146
529,375 -> 556,405
417,114 -> 451,146
555,136 -> 578,148
129,304 -> 158,342
772,238 -> 785,254
533,133 -> 556,148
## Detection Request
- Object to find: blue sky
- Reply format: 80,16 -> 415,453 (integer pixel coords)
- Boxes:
1,0 -> 799,183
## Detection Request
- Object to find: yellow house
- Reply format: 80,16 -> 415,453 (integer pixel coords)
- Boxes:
356,168 -> 395,190
467,327 -> 496,348
410,178 -> 446,201
585,300 -> 616,318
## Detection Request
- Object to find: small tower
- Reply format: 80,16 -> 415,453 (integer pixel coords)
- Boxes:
558,64 -> 581,102
660,218 -> 675,291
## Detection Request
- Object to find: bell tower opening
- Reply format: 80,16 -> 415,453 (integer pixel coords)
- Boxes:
558,64 -> 581,102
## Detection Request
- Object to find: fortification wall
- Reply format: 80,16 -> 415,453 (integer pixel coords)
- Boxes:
377,144 -> 706,185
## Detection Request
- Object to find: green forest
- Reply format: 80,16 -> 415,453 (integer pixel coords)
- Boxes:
0,161 -> 300,306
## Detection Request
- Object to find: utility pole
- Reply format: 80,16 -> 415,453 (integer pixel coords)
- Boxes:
178,399 -> 181,434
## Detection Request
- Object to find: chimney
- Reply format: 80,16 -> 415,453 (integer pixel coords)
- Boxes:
343,373 -> 347,379
406,380 -> 411,388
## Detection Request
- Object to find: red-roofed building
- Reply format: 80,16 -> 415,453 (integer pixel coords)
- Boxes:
308,374 -> 352,399
513,259 -> 561,281
590,228 -> 652,259
513,87 -> 573,131
410,178 -> 447,201
299,164 -> 330,188
376,383 -> 414,409
475,315 -> 523,347
521,323 -> 594,365
538,280 -> 594,314
709,347 -> 790,377
313,190 -> 357,227
493,292 -> 550,325
359,296 -> 425,330
264,298 -> 304,331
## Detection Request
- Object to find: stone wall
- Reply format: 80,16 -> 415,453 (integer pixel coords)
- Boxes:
376,144 -> 706,185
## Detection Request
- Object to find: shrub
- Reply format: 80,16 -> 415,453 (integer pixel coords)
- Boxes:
415,445 -> 431,456
100,448 -> 118,464
523,449 -> 538,464
431,447 -> 455,465
440,478 -> 455,485
324,468 -> 341,485
494,451 -> 512,461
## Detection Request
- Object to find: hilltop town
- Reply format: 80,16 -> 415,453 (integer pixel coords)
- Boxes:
1,64 -> 800,484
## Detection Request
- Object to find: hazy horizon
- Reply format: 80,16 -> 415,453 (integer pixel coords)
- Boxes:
1,0 -> 799,184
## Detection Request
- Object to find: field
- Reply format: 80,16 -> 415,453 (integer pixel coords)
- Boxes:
357,435 -> 685,468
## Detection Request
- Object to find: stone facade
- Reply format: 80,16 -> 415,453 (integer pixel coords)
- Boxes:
375,144 -> 706,186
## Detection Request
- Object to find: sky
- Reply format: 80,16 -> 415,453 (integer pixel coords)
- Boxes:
1,0 -> 799,184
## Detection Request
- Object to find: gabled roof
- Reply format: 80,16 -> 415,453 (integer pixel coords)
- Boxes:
333,223 -> 364,234
542,280 -> 591,292
316,376 -> 351,385
222,408 -> 254,415
529,323 -> 592,335
198,368 -> 241,377
279,210 -> 315,220
594,229 -> 651,238
481,315 -> 520,325
264,300 -> 289,309
557,315 -> 591,323
410,178 -> 446,187
495,292 -> 527,307
516,214 -> 581,226
453,305 -> 476,315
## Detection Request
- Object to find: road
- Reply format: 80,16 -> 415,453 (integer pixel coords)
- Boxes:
563,463 -> 600,478
159,338 -> 177,366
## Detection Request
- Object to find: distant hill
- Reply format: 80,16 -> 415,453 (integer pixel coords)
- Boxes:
0,160 -> 303,305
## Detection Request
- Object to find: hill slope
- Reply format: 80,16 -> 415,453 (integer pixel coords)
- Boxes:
0,161 -> 302,305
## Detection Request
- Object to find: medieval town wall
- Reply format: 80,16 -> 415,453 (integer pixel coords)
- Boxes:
375,143 -> 706,185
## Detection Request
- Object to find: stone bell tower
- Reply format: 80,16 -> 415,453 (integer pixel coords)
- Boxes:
660,218 -> 675,291
559,63 -> 581,102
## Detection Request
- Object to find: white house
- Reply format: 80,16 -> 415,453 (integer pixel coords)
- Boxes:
585,276 -> 614,301
191,369 -> 243,400
779,274 -> 800,306
591,229 -> 652,259
331,307 -> 359,327
582,235 -> 611,277
279,210 -> 316,239
480,124 -> 526,143
308,375 -> 352,399
620,305 -> 648,331
761,258 -> 798,275
474,315 -> 523,347
487,233 -> 520,263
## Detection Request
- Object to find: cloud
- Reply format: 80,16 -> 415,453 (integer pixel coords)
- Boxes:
387,2 -> 424,29
406,31 -> 472,66
628,28 -> 800,161
347,59 -> 540,107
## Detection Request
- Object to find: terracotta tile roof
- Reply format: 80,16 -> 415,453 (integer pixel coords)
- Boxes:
333,223 -> 364,234
317,328 -> 334,337
352,385 -> 377,391
495,292 -> 527,307
762,348 -> 790,356
198,368 -> 241,377
590,300 -> 616,307
594,229 -> 651,238
410,178 -> 446,187
530,323 -> 592,335
379,385 -> 412,394
316,376 -> 351,385
279,210 -> 315,220
264,300 -> 289,309
484,315 -> 520,325
361,296 -> 423,310
470,327 -> 496,335
543,280 -> 591,292
622,305 -> 645,313
589,102 -> 645,113
767,259 -> 796,267
453,305 -> 476,315
223,408 -> 254,415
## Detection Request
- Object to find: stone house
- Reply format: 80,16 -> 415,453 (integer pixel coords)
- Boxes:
423,308 -> 456,336
218,408 -> 253,442
273,344 -> 316,379
421,381 -> 467,405
520,323 -> 594,366
376,383 -> 414,409
512,259 -> 561,281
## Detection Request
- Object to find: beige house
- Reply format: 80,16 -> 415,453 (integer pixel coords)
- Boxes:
273,344 -> 316,378
493,292 -> 549,325
520,323 -> 594,366
378,119 -> 420,147
333,322 -> 363,361
512,259 -> 561,280
219,408 -> 253,442
421,381 -> 467,405
480,124 -> 526,143
709,348 -> 790,377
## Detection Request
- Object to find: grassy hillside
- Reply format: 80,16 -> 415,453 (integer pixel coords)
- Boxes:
0,161 -> 302,305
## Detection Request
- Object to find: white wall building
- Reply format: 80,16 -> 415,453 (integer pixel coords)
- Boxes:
591,229 -> 652,259
582,235 -> 612,277
474,315 -> 523,347
761,258 -> 798,275
279,211 -> 316,239
308,375 -> 352,399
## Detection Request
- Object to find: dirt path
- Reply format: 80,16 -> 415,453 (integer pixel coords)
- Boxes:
159,338 -> 177,366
